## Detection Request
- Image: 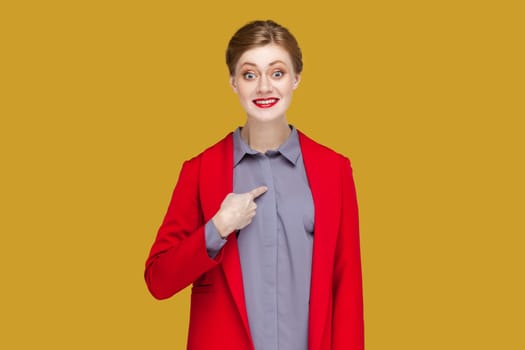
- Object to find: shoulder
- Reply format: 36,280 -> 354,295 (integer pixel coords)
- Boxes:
178,133 -> 234,179
183,133 -> 233,166
298,130 -> 352,168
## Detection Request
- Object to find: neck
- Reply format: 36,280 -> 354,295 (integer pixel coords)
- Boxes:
241,118 -> 291,153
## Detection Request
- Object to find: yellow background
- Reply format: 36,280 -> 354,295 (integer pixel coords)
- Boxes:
1,0 -> 524,349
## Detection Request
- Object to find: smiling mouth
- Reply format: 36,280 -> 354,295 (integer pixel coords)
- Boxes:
253,98 -> 280,108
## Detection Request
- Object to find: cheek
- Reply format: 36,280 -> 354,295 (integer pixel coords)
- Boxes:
278,82 -> 295,96
236,81 -> 254,97
276,77 -> 294,89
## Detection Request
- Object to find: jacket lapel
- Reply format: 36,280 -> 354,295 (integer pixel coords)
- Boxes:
299,132 -> 341,350
199,133 -> 252,342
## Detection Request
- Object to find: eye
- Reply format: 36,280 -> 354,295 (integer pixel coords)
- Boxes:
243,72 -> 257,80
272,70 -> 284,78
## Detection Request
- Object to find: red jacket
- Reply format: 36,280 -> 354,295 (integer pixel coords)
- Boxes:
145,131 -> 364,350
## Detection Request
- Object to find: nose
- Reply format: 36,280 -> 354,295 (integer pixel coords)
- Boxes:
256,74 -> 273,94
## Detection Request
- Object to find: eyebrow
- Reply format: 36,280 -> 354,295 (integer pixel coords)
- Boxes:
240,60 -> 287,68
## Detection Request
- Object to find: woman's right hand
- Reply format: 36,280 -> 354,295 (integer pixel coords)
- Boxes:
212,186 -> 268,238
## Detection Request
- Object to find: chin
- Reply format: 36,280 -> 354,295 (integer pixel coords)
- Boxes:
247,111 -> 286,123
245,104 -> 289,123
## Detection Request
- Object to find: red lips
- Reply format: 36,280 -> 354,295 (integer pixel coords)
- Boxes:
252,98 -> 280,108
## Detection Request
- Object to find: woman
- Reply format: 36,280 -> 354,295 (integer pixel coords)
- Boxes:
145,20 -> 363,350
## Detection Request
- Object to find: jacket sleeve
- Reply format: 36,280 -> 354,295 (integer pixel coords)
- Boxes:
332,157 -> 364,349
144,156 -> 223,300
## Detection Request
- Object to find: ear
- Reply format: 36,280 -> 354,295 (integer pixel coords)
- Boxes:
293,74 -> 301,90
230,76 -> 238,93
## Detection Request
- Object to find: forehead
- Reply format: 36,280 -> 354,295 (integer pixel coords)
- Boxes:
236,44 -> 294,70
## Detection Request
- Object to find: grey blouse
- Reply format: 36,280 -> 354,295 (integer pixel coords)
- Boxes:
205,126 -> 314,350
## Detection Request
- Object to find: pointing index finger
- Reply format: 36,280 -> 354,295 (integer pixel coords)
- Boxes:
249,186 -> 268,199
